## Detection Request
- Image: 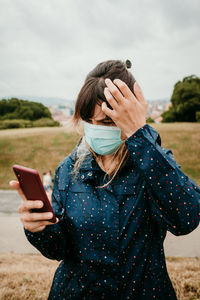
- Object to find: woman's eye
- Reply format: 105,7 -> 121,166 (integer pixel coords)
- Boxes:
87,119 -> 114,125
102,120 -> 112,123
102,121 -> 115,125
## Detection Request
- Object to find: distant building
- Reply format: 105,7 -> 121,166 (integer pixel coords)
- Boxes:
146,99 -> 170,123
49,104 -> 74,125
154,116 -> 163,123
49,98 -> 171,125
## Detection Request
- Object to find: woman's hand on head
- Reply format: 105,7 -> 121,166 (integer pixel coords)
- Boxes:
102,78 -> 148,138
9,180 -> 59,233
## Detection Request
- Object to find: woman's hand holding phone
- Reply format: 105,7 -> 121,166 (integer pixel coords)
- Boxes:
9,180 -> 59,233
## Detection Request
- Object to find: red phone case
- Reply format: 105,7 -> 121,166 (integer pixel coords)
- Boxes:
13,164 -> 57,223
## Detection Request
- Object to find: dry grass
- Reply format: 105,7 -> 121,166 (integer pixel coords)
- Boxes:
0,123 -> 199,189
0,253 -> 199,299
166,256 -> 200,300
152,122 -> 200,186
0,127 -> 80,189
0,253 -> 58,300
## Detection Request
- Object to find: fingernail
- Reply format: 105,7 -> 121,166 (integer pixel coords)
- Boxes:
105,78 -> 110,84
135,82 -> 139,88
47,213 -> 52,218
38,201 -> 43,207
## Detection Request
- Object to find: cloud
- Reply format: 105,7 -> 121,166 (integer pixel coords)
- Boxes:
0,0 -> 199,101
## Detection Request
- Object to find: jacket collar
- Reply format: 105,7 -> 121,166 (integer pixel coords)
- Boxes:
69,125 -> 161,183
69,138 -> 102,183
70,137 -> 102,171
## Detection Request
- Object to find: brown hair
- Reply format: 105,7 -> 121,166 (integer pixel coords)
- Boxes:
73,60 -> 136,126
71,59 -> 136,187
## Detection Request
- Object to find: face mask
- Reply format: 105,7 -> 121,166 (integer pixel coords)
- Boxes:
83,121 -> 123,155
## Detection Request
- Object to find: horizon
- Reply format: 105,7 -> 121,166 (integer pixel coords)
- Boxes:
0,94 -> 170,105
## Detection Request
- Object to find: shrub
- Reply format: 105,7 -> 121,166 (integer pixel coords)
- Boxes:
32,118 -> 60,127
146,117 -> 155,123
196,111 -> 200,122
0,119 -> 32,129
0,118 -> 59,129
161,109 -> 177,122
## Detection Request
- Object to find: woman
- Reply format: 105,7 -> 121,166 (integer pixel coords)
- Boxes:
10,60 -> 200,299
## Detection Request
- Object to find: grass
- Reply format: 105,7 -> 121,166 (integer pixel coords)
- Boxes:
0,123 -> 199,299
0,127 -> 80,189
0,253 -> 199,299
152,123 -> 200,184
0,123 -> 200,189
0,253 -> 58,300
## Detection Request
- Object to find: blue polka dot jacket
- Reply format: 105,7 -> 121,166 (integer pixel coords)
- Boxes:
24,124 -> 200,299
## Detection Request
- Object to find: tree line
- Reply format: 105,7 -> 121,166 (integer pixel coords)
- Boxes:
1,75 -> 200,127
0,98 -> 59,129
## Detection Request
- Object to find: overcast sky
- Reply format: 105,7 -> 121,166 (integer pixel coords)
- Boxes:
0,0 -> 199,101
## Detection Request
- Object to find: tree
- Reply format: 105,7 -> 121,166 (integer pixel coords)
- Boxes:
0,98 -> 53,121
196,111 -> 200,122
146,117 -> 155,123
162,75 -> 200,122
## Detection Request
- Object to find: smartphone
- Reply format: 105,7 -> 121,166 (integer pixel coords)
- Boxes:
13,164 -> 57,223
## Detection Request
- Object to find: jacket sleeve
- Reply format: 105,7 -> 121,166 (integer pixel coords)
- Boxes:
23,159 -> 72,261
125,124 -> 200,236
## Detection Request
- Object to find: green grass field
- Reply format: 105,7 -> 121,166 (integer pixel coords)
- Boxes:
0,122 -> 200,189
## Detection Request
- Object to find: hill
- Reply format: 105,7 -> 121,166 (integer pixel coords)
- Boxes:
0,123 -> 199,189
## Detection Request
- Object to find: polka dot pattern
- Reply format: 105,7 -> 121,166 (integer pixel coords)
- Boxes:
24,124 -> 200,299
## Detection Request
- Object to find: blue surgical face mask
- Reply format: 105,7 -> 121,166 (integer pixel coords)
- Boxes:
83,121 -> 123,155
